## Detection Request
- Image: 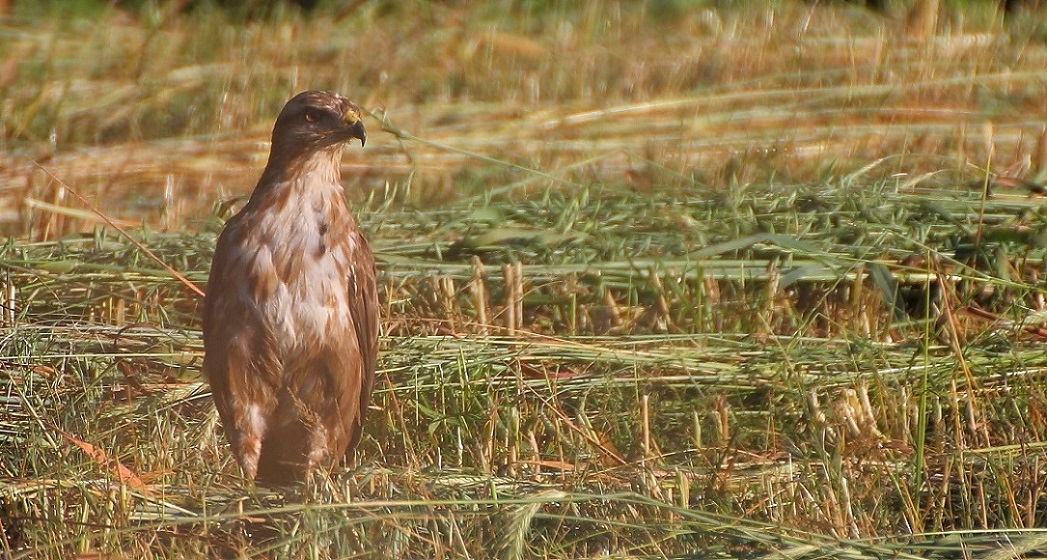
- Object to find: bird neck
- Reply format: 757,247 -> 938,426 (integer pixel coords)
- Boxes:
257,145 -> 339,187
245,147 -> 345,213
255,147 -> 343,191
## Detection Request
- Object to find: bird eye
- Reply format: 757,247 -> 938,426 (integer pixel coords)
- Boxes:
304,109 -> 323,123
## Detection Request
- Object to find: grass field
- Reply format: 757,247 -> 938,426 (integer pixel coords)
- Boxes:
6,0 -> 1047,558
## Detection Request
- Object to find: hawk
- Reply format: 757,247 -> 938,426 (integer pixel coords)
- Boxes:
202,90 -> 378,486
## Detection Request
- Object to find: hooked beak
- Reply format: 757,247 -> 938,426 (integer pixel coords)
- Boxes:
344,115 -> 366,147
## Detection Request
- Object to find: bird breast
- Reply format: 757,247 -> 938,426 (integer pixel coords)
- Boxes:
223,180 -> 358,359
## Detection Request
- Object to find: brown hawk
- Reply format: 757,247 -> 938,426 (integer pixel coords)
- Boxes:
202,90 -> 378,486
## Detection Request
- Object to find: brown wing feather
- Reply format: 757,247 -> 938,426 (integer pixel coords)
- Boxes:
202,216 -> 283,480
343,233 -> 378,455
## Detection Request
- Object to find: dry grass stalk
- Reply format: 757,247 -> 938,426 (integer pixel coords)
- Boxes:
906,0 -> 942,40
503,262 -> 517,336
470,256 -> 489,336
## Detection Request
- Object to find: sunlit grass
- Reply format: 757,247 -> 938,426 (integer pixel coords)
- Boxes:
5,0 -> 1047,558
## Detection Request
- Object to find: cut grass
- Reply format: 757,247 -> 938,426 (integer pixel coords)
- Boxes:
4,1 -> 1047,236
5,0 -> 1047,558
7,172 -> 1047,556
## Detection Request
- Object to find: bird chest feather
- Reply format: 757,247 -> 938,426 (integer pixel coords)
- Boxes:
221,175 -> 360,360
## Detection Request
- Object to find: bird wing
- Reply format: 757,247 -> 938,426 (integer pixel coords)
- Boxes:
201,218 -> 282,479
343,232 -> 379,454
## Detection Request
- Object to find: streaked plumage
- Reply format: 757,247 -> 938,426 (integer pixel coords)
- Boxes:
202,90 -> 378,486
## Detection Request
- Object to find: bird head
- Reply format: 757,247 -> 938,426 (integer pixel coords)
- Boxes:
270,90 -> 367,155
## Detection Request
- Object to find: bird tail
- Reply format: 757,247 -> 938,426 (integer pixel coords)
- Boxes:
255,422 -> 311,486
